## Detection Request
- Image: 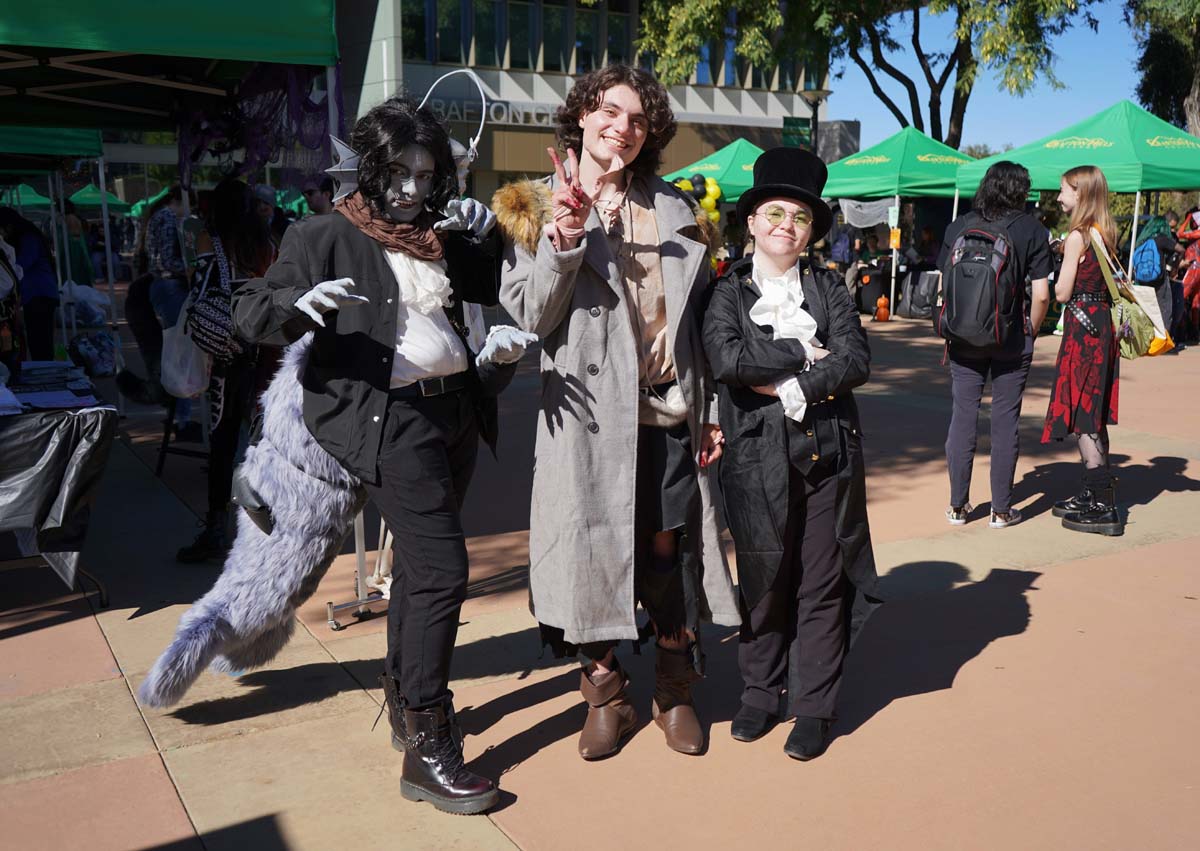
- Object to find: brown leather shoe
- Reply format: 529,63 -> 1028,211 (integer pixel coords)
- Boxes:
578,664 -> 637,760
652,644 -> 704,755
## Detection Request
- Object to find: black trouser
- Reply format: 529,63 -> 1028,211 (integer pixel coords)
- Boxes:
362,389 -> 478,710
739,465 -> 845,720
123,275 -> 162,374
207,356 -> 255,516
945,348 -> 1033,513
23,297 -> 58,361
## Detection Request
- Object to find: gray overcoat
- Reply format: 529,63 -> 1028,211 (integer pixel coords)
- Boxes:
494,175 -> 739,645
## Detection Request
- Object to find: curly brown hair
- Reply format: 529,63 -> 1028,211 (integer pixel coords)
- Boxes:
554,65 -> 677,178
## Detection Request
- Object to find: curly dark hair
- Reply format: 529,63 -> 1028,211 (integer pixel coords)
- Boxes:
555,65 -> 677,178
350,96 -> 458,216
974,161 -> 1031,221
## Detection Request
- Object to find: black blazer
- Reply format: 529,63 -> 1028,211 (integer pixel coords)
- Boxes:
702,257 -> 878,610
233,213 -> 512,483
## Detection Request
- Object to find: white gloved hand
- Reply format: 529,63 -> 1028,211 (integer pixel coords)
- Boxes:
294,278 -> 369,327
475,325 -> 538,367
434,198 -> 496,239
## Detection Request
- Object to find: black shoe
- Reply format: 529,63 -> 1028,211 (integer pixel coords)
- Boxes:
401,705 -> 498,815
1062,486 -> 1124,536
1052,487 -> 1094,518
176,511 -> 230,563
174,421 -> 204,443
731,705 -> 778,742
378,673 -> 408,752
783,716 -> 832,761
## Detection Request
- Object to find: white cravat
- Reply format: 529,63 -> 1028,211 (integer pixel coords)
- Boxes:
383,249 -> 468,388
748,256 -> 820,422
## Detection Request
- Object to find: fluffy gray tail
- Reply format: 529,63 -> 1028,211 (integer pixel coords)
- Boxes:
137,603 -> 233,708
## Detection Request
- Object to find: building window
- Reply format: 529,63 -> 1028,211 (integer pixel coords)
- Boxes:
473,0 -> 501,66
575,6 -> 599,73
722,11 -> 738,87
608,0 -> 631,65
402,0 -> 429,60
750,64 -> 771,90
436,0 -> 464,64
777,57 -> 799,92
543,0 -> 568,72
508,0 -> 535,69
695,42 -> 720,86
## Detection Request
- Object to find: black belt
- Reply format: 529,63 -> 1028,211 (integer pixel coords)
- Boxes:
1069,293 -> 1109,305
390,371 -> 469,399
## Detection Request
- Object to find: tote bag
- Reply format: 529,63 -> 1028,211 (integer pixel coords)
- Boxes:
1090,230 -> 1168,359
161,293 -> 212,398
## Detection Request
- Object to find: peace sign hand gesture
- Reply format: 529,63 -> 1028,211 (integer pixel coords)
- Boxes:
548,146 -> 591,245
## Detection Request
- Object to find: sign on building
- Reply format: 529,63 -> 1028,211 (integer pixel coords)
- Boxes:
782,116 -> 812,150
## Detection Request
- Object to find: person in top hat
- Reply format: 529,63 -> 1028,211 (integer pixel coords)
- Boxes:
702,147 -> 881,760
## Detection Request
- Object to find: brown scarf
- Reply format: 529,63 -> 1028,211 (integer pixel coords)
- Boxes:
335,191 -> 444,261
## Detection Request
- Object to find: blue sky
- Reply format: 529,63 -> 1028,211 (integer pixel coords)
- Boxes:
824,0 -> 1140,151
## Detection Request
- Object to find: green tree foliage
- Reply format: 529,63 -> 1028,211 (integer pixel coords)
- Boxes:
1127,0 -> 1200,136
633,0 -> 1101,149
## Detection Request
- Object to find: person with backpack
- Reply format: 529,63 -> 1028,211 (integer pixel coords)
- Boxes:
1041,165 -> 1123,537
936,161 -> 1052,528
1130,215 -> 1184,341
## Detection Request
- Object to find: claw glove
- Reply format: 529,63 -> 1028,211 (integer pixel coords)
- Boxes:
475,325 -> 538,367
747,264 -> 820,423
434,198 -> 496,239
294,277 -> 369,327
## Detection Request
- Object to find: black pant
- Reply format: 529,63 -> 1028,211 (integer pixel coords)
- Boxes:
23,297 -> 58,361
362,390 -> 478,710
124,275 -> 162,374
207,356 -> 255,515
945,348 -> 1033,513
738,466 -> 845,720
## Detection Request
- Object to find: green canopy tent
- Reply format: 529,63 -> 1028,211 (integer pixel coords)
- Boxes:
1,183 -> 52,209
823,127 -> 972,199
664,139 -> 766,203
823,128 -> 973,309
69,185 -> 131,214
955,100 -> 1200,271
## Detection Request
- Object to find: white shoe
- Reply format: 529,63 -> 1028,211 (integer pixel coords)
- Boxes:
946,503 -> 973,525
989,508 -> 1022,529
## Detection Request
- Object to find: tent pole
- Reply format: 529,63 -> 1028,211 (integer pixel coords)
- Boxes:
46,174 -> 69,355
56,173 -> 78,338
951,189 -> 960,221
889,194 -> 899,319
97,156 -> 127,414
326,65 -> 341,140
1127,190 -> 1142,279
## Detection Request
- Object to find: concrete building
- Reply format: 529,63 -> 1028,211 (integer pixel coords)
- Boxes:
336,0 -> 830,200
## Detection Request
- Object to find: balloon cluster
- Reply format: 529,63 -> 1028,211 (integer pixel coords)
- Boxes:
674,173 -> 722,224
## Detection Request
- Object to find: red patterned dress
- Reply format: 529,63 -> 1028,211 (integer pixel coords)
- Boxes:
1042,245 -> 1119,442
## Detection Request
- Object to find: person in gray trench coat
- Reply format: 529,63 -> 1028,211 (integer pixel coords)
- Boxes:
494,65 -> 739,760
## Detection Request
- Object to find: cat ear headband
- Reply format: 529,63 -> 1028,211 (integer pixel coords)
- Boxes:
325,69 -> 489,203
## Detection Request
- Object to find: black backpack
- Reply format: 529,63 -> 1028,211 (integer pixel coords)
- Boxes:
934,213 -> 1023,351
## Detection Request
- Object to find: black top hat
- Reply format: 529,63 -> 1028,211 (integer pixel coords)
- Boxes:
735,147 -> 833,241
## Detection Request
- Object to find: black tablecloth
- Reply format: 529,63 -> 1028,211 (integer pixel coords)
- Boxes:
0,405 -> 117,588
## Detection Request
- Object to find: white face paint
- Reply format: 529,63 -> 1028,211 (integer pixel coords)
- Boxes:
385,145 -> 436,223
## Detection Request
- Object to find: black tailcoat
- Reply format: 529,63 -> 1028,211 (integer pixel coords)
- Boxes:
702,257 -> 880,620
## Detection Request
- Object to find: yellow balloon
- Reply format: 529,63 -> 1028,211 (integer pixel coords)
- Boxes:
705,177 -> 718,188
677,179 -> 694,192
700,196 -> 717,211
707,209 -> 721,223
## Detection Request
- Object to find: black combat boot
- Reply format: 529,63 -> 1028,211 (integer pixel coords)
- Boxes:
401,705 -> 498,815
176,510 -> 231,563
1052,486 -> 1094,518
378,673 -> 407,752
1062,485 -> 1124,536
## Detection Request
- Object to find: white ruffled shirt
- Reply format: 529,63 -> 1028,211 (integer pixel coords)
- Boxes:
747,256 -> 821,422
383,249 -> 469,389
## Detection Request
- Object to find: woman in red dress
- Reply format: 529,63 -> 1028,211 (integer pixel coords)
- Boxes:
1042,165 -> 1123,536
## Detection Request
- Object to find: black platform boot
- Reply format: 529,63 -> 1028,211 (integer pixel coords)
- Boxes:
1062,485 -> 1124,536
401,705 -> 498,815
377,674 -> 407,752
1052,486 -> 1094,518
176,510 -> 231,563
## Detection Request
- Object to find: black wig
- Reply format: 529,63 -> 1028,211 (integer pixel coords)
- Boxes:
349,96 -> 458,216
974,161 -> 1032,221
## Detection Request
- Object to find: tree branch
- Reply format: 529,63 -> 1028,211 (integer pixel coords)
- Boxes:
849,41 -> 911,130
945,11 -> 977,149
866,25 -> 925,132
911,8 -> 944,141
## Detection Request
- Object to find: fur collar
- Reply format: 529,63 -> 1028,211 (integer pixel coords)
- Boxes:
492,176 -> 720,257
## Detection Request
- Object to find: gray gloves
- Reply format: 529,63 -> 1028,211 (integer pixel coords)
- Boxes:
475,325 -> 538,367
294,278 -> 369,327
434,198 -> 496,239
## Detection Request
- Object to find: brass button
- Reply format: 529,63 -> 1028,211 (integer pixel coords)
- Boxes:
827,394 -> 835,400
811,453 -> 820,461
806,429 -> 814,437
